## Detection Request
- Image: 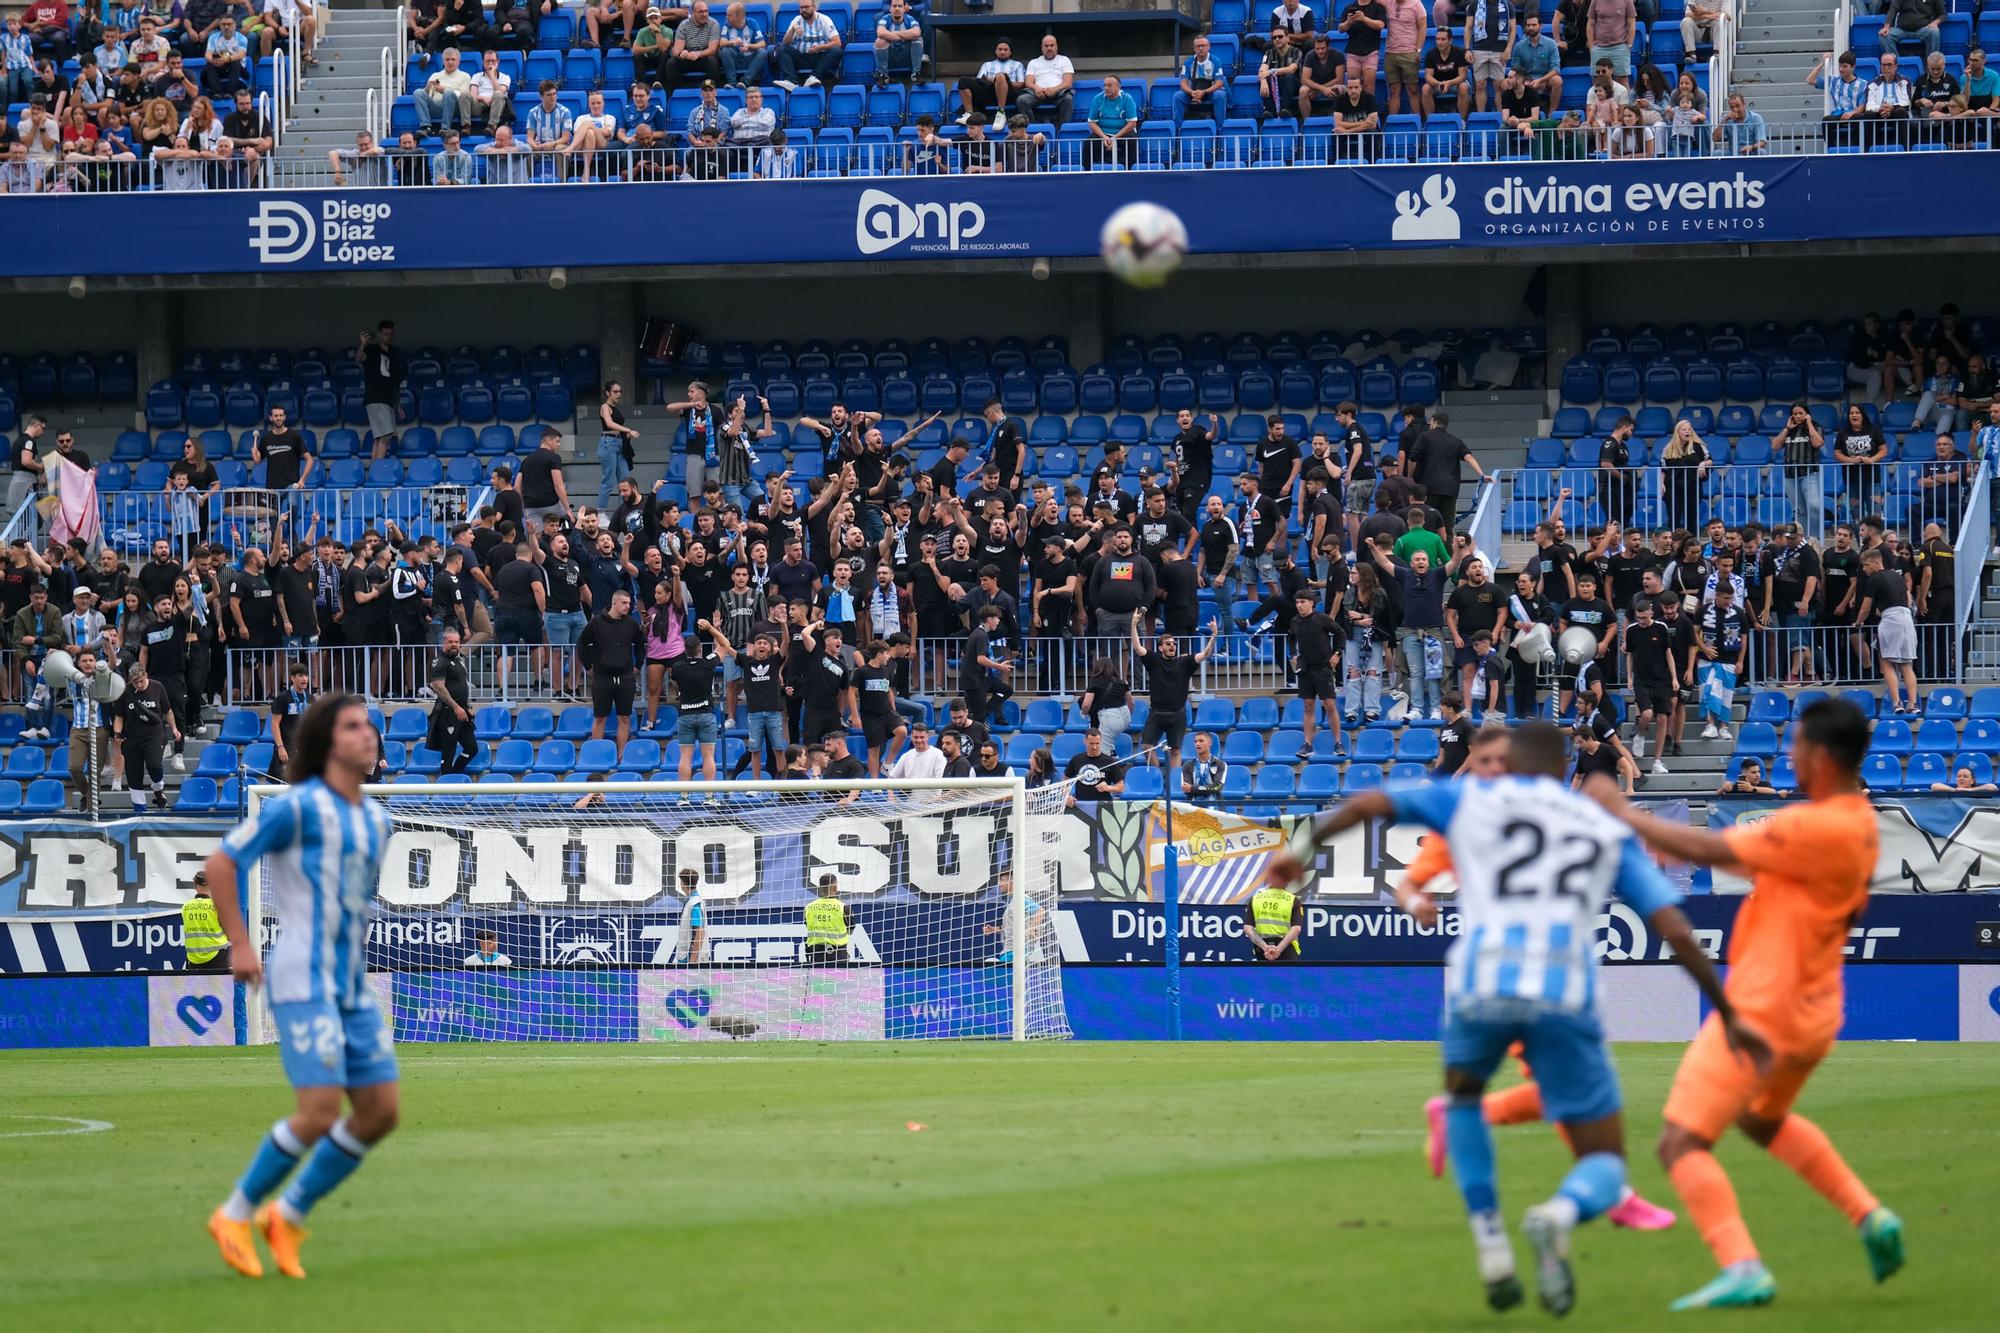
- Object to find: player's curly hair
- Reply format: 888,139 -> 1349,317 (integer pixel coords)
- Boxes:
287,692 -> 372,784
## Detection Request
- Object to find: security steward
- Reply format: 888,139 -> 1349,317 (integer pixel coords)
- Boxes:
802,872 -> 851,966
1246,881 -> 1304,962
182,870 -> 230,973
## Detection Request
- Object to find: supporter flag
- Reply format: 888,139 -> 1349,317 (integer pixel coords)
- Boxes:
44,453 -> 102,549
1699,662 -> 1737,723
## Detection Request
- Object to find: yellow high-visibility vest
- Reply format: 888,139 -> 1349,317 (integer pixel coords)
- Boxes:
804,897 -> 849,948
1250,887 -> 1300,953
182,896 -> 226,965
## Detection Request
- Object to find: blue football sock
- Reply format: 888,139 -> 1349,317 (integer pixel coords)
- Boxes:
279,1118 -> 370,1221
1555,1151 -> 1627,1225
226,1118 -> 307,1219
1445,1097 -> 1499,1216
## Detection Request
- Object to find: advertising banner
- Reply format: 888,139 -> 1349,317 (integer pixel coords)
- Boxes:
636,969 -> 885,1042
1706,798 -> 2000,895
0,156 -> 1990,278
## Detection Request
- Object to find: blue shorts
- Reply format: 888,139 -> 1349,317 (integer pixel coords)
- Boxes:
1441,1000 -> 1620,1124
271,998 -> 400,1090
676,709 -> 719,745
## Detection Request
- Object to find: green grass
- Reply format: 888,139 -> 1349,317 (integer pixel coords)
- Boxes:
3,1043 -> 1995,1331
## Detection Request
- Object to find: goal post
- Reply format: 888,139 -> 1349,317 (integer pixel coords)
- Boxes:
245,776 -> 1070,1045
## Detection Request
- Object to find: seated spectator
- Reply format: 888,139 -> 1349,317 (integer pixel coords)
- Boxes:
874,0 -> 921,86
408,0 -> 443,59
1013,33 -> 1074,124
1812,50 -> 1869,148
1710,91 -> 1766,155
1176,33 -> 1225,124
1717,759 -> 1778,797
1666,89 -> 1706,155
261,0 -> 320,66
470,47 -> 513,129
755,124 -> 797,177
773,0 -> 842,90
202,14 -> 249,98
431,126 -> 477,183
1496,67 -> 1542,129
1182,731 -> 1225,799
23,0 -> 73,62
1507,13 -> 1563,112
996,112 -> 1046,171
1914,354 -> 1963,435
1421,25 -> 1466,120
719,2 -> 769,87
957,38 -> 1021,125
1879,0 -> 1944,61
1866,51 -> 1913,149
1913,49 -> 1958,124
414,46 -> 473,133
729,81 -> 774,151
1965,47 -> 1997,115
477,123 -> 533,181
681,78 -> 725,179
328,127 -> 390,186
956,117 -> 995,172
1294,30 -> 1344,120
490,0 -> 541,53
25,52 -> 68,114
1330,68 -> 1380,151
1273,0 -> 1317,41
584,0 -> 640,50
632,6 -> 673,87
1681,0 -> 1730,58
523,79 -> 573,154
904,113 -> 948,174
1933,765 -> 2000,795
1260,28 -> 1303,117
221,86 -> 271,178
569,87 -> 618,180
1086,74 -> 1137,169
71,52 -> 112,121
664,0 -> 724,96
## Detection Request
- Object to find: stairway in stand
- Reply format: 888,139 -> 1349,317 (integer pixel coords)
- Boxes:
1729,0 -> 1839,135
274,6 -> 404,175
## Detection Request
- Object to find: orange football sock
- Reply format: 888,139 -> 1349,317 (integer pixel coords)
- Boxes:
1767,1115 -> 1879,1225
1483,1082 -> 1543,1126
1669,1151 -> 1759,1268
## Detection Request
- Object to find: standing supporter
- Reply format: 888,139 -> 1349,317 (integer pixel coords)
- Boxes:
113,662 -> 177,812
1131,613 -> 1217,765
357,321 -> 406,461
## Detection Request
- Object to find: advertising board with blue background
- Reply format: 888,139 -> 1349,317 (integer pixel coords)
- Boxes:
0,155 -> 1993,278
5,800 -> 1998,1045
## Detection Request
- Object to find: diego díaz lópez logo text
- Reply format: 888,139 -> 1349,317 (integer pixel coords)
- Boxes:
249,199 -> 399,266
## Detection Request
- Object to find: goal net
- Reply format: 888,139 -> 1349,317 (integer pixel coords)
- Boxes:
246,777 -> 1070,1044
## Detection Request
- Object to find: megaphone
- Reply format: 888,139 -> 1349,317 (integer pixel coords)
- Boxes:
1557,626 -> 1601,669
42,649 -> 127,703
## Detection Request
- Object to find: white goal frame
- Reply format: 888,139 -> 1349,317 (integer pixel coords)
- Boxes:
245,776 -> 1041,1043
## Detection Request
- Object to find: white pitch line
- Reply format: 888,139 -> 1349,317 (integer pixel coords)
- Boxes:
0,1115 -> 114,1139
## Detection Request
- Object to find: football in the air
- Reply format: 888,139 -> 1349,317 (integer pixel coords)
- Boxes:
1099,202 -> 1189,289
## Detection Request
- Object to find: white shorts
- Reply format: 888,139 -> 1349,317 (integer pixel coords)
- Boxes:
366,401 -> 397,441
1876,606 -> 1916,663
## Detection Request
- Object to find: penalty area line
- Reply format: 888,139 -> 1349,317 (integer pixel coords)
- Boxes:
0,1115 -> 115,1139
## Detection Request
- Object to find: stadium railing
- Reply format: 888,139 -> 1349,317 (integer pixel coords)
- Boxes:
5,122 -> 1991,196
100,485 -> 476,556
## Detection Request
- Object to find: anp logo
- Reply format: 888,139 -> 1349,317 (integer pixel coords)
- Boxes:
854,187 -> 986,255
248,199 -> 316,264
1391,174 -> 1460,242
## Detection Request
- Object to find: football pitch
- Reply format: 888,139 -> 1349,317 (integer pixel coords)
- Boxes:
4,1042 -> 1994,1331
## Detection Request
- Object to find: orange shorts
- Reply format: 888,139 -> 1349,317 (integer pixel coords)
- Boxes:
1662,1012 -> 1834,1143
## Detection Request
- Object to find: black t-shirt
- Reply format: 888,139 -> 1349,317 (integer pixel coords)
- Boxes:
1291,611 -> 1338,667
1536,542 -> 1577,598
431,566 -> 467,627
257,427 -> 305,489
1861,567 -> 1907,616
137,558 -> 182,603
1605,551 -> 1659,609
541,555 -> 584,613
742,654 -> 785,712
1835,426 -> 1885,463
1175,425 -> 1215,481
341,563 -> 378,630
1665,612 -> 1698,676
272,562 -> 317,636
519,448 -> 563,508
1446,581 -> 1503,637
1765,543 -> 1821,611
1501,85 -> 1540,120
854,664 -> 895,717
1330,87 -> 1378,120
139,612 -> 187,677
670,652 -> 721,711
1139,648 -> 1200,715
494,559 -> 545,617
1915,538 -> 1954,607
1424,44 -> 1465,83
580,611 -> 643,673
271,685 -> 313,747
115,678 -> 172,748
800,648 -> 851,710
236,570 -> 280,634
1064,748 -> 1126,800
1821,547 -> 1860,618
1573,742 -> 1621,782
1625,619 -> 1673,683
1437,715 -> 1472,772
1135,508 -> 1192,566
1197,516 -> 1237,574
361,339 -> 407,404
1255,436 -> 1301,497
1340,1 -> 1386,56
1560,595 -> 1614,639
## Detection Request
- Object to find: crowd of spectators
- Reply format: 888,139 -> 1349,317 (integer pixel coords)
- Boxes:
0,0 -> 288,193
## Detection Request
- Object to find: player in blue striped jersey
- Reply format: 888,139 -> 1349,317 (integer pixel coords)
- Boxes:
1266,722 -> 1765,1317
204,693 -> 399,1281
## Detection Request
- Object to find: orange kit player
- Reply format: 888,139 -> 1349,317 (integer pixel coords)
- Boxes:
1400,724 -> 1676,1231
1585,696 -> 1904,1310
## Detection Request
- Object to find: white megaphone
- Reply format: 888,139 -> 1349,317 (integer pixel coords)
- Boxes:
1557,626 -> 1601,669
42,649 -> 127,704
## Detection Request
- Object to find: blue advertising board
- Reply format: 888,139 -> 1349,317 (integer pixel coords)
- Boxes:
0,155 -> 1994,277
